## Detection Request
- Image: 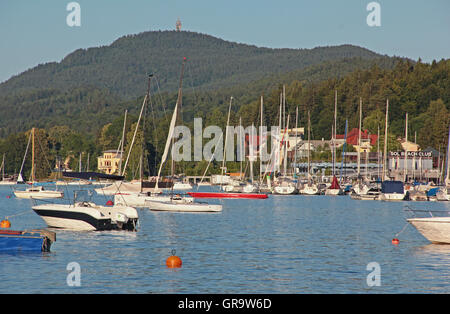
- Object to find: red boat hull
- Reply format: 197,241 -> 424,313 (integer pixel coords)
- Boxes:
188,192 -> 268,199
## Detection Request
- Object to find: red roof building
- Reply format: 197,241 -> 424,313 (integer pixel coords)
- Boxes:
336,128 -> 378,147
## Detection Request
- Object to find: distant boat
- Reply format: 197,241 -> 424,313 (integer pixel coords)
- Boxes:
150,58 -> 222,213
273,177 -> 298,195
146,196 -> 222,213
0,154 -> 16,185
298,183 -> 319,195
13,128 -> 64,199
188,192 -> 268,199
14,185 -> 64,199
379,180 -> 408,201
325,175 -> 344,195
172,181 -> 194,190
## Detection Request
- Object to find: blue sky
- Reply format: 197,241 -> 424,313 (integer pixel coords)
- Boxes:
0,0 -> 449,83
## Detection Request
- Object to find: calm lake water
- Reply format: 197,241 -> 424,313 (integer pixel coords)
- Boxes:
1,184 -> 450,294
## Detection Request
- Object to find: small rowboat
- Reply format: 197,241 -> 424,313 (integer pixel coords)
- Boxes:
0,229 -> 55,252
188,192 -> 268,199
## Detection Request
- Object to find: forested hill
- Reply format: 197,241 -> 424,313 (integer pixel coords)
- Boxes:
0,30 -> 389,99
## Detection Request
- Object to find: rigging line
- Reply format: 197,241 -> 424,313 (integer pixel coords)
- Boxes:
35,131 -> 54,176
185,59 -> 199,116
153,74 -> 169,123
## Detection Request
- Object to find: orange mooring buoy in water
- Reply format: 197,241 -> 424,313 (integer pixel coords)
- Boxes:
0,219 -> 11,228
392,238 -> 400,245
166,250 -> 182,268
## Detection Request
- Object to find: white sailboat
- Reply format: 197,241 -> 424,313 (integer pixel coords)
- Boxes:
150,58 -> 222,213
0,154 -> 16,185
273,91 -> 297,195
298,110 -> 319,195
13,128 -> 64,199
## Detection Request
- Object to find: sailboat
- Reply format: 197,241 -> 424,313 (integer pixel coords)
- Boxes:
148,58 -> 223,212
273,87 -> 297,195
325,175 -> 344,195
298,110 -> 319,195
13,128 -> 64,199
0,154 -> 16,185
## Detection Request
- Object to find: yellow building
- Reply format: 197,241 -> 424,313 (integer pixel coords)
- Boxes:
97,150 -> 122,174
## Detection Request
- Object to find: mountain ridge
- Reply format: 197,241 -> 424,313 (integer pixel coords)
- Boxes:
0,30 -> 389,99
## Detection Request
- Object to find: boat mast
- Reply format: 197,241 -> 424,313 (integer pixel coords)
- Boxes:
445,125 -> 450,186
260,96 -> 263,182
171,58 -> 186,195
118,109 -> 128,175
357,97 -> 362,179
404,112 -> 408,183
294,105 -> 298,175
1,154 -> 4,181
382,99 -> 389,181
31,127 -> 35,183
307,110 -> 311,184
333,90 -> 337,176
221,96 -> 233,179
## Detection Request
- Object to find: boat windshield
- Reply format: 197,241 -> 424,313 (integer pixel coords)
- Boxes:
73,189 -> 94,203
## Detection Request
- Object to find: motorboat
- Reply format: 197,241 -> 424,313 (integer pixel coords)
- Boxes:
146,195 -> 222,213
114,191 -> 193,207
32,201 -> 138,231
31,172 -> 139,231
14,185 -> 64,199
408,217 -> 450,244
379,180 -> 408,201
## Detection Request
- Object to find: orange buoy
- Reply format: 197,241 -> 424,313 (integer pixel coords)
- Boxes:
106,200 -> 114,206
392,238 -> 400,245
166,250 -> 182,268
0,219 -> 11,228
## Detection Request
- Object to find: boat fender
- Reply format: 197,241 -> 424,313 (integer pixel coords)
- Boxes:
1,219 -> 11,228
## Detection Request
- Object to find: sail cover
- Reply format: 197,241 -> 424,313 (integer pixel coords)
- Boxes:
62,171 -> 124,181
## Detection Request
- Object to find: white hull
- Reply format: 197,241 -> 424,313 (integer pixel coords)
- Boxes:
14,188 -> 64,199
379,193 -> 406,201
114,193 -> 192,207
172,182 -> 193,190
273,186 -> 297,195
32,202 -> 139,231
242,184 -> 258,193
56,180 -> 92,186
408,217 -> 450,244
147,199 -> 222,212
325,188 -> 343,196
0,181 -> 17,185
298,185 -> 319,195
